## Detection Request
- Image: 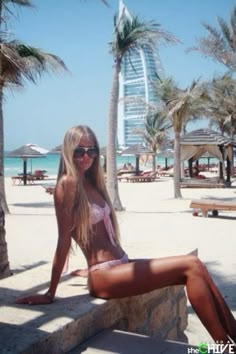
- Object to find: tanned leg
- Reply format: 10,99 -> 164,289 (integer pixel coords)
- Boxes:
200,265 -> 236,341
89,255 -> 235,343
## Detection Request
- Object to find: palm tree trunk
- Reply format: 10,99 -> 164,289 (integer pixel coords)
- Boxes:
152,154 -> 156,171
107,61 -> 123,211
0,1 -> 11,279
0,0 -> 9,213
0,82 -> 11,278
0,85 -> 9,213
0,205 -> 11,279
173,130 -> 182,198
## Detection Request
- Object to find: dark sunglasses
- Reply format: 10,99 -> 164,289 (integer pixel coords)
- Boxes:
73,146 -> 98,159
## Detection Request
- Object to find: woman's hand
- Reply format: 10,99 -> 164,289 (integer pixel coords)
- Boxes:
70,268 -> 88,277
16,293 -> 54,305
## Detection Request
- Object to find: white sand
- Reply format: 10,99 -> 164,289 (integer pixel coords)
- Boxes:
4,176 -> 236,344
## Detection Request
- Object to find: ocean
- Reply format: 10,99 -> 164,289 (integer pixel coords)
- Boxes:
4,153 -> 174,177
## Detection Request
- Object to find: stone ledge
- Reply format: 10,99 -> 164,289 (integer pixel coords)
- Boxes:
0,262 -> 188,354
69,328 -> 198,354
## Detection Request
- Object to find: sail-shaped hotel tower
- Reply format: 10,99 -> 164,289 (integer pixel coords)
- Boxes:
117,1 -> 164,148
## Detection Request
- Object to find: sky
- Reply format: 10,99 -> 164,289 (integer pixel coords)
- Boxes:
4,0 -> 236,150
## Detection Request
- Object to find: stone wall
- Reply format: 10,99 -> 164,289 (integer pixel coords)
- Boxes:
116,285 -> 188,341
0,262 -> 188,354
56,285 -> 188,353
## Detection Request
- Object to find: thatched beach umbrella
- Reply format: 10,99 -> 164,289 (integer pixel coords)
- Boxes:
7,144 -> 47,185
157,148 -> 174,169
121,144 -> 155,175
50,145 -> 62,154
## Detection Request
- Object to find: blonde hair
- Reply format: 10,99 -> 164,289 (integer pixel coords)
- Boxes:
57,125 -> 120,248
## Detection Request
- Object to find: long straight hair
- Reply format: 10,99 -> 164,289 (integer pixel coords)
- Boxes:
57,125 -> 120,248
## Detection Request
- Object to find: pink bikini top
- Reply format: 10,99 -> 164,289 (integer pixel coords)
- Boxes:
90,202 -> 117,247
62,201 -> 116,275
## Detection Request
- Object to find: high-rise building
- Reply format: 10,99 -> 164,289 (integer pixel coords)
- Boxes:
117,0 -> 164,148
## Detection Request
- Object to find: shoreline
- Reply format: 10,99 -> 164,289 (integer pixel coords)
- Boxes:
4,176 -> 236,344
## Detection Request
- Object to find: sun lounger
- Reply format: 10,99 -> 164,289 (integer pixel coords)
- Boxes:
11,176 -> 24,185
32,170 -> 48,180
42,184 -> 55,195
190,199 -> 236,217
125,171 -> 159,183
126,175 -> 156,183
11,175 -> 36,185
117,173 -> 135,181
158,170 -> 173,177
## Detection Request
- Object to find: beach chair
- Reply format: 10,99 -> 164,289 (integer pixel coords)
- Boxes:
43,184 -> 55,195
125,171 -> 158,183
11,176 -> 23,185
32,170 -> 48,180
11,174 -> 36,185
190,199 -> 236,217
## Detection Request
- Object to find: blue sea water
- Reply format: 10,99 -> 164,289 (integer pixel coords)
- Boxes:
4,153 -> 174,177
5,152 -> 221,177
4,154 -> 61,177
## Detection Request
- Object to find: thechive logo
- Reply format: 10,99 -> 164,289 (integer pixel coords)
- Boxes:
187,339 -> 235,353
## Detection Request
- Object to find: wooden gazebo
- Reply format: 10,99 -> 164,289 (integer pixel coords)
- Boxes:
180,128 -> 235,184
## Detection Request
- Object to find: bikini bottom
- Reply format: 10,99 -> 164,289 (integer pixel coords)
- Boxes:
89,253 -> 129,272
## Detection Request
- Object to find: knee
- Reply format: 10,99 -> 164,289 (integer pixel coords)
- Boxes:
186,255 -> 205,276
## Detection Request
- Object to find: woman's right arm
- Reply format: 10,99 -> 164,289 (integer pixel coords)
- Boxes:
16,178 -> 75,305
46,179 -> 74,298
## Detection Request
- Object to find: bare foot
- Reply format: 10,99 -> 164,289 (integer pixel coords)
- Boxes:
70,268 -> 88,278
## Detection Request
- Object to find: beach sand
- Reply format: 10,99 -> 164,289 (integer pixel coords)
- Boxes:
4,176 -> 236,344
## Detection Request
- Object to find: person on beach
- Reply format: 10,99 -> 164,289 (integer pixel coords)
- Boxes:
17,125 -> 236,345
192,166 -> 206,179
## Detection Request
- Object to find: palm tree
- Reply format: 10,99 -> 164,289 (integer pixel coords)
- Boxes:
208,74 -> 236,139
133,110 -> 172,171
189,6 -> 236,71
0,3 -> 67,213
107,9 -> 179,210
207,74 -> 236,176
157,78 -> 210,198
0,0 -> 67,279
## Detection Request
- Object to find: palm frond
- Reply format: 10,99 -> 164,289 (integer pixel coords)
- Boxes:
217,17 -> 234,49
207,73 -> 236,136
0,40 -> 68,87
230,7 -> 236,42
0,0 -> 33,25
110,12 -> 180,60
188,7 -> 236,70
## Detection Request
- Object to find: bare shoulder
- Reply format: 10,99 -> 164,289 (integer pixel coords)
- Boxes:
54,176 -> 77,207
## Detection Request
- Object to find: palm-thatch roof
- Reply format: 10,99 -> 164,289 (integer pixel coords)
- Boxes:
180,128 -> 233,146
7,144 -> 46,158
7,144 -> 46,185
121,144 -> 155,156
120,144 -> 155,174
50,145 -> 62,154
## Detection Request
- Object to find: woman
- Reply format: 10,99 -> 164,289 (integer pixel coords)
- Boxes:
17,125 -> 236,344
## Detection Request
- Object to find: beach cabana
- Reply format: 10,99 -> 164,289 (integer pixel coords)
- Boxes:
180,128 -> 235,184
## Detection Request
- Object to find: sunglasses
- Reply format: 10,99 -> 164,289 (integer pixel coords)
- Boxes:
73,146 -> 98,159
